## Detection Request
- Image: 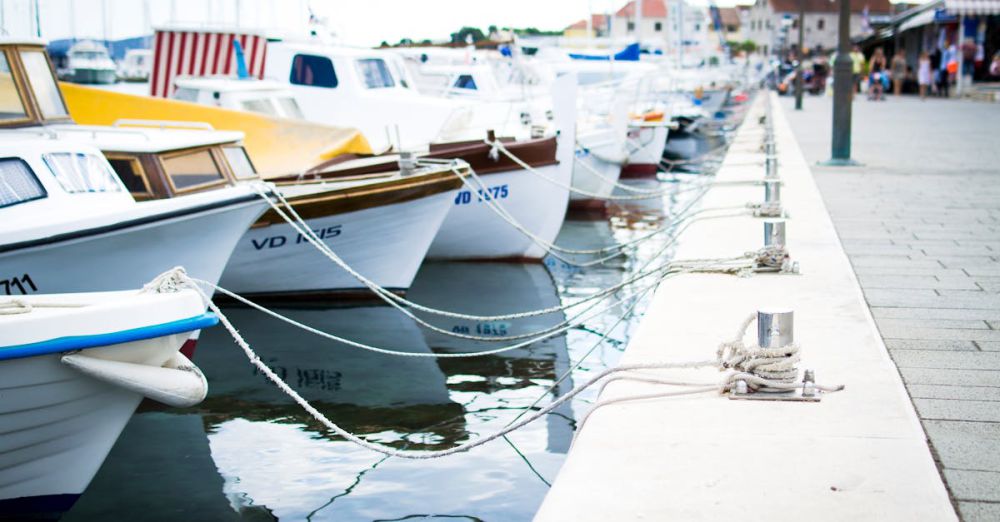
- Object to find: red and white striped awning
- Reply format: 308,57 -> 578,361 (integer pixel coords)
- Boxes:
150,29 -> 268,98
945,0 -> 1000,15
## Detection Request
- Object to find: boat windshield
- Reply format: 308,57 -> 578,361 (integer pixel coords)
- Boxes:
274,96 -> 304,119
355,58 -> 395,89
222,146 -> 257,179
74,51 -> 107,60
0,52 -> 29,122
241,98 -> 278,117
43,152 -> 123,194
19,49 -> 68,119
161,148 -> 226,191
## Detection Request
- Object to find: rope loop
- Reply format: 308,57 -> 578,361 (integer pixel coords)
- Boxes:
0,298 -> 31,315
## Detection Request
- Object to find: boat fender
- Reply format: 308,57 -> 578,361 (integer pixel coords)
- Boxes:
60,351 -> 208,408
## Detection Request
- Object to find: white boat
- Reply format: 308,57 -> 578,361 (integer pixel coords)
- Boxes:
571,123 -> 628,208
0,136 -> 266,298
62,40 -> 118,85
622,118 -> 672,178
118,48 -> 152,82
0,282 -> 214,518
172,77 -> 305,120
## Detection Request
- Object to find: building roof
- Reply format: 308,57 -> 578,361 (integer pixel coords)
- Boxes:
718,7 -> 742,27
614,0 -> 669,18
767,0 -> 893,14
566,14 -> 610,31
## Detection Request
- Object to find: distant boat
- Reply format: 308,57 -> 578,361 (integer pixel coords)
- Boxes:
62,40 -> 118,84
118,48 -> 152,82
0,280 -> 216,519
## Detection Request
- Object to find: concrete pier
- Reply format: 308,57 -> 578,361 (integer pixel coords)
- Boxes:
536,94 -> 957,521
783,95 -> 1000,522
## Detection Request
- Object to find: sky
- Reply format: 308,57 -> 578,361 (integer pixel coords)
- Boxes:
4,0 -> 927,47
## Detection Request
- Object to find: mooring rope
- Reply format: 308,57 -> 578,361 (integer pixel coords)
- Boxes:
152,266 -> 840,460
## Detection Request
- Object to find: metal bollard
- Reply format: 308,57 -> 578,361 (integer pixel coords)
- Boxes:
764,179 -> 782,205
763,219 -> 786,248
765,154 -> 779,179
757,308 -> 794,349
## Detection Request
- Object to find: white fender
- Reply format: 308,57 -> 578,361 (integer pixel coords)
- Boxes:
61,351 -> 208,408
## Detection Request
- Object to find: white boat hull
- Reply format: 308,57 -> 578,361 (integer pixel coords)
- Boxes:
0,199 -> 264,296
427,162 -> 572,260
625,124 -> 670,172
220,192 -> 454,295
571,147 -> 624,204
0,336 -> 188,516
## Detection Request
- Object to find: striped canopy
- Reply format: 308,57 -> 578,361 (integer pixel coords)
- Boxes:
150,29 -> 267,98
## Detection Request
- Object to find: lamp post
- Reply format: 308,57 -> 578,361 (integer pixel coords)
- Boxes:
822,0 -> 859,166
795,0 -> 805,110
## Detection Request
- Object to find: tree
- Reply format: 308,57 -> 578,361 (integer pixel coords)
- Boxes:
450,26 -> 486,44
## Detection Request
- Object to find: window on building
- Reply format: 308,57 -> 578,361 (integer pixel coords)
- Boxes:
766,20 -> 772,29
654,21 -> 663,31
817,18 -> 825,30
695,24 -> 701,31
19,50 -> 68,119
0,158 -> 46,208
627,21 -> 635,31
355,58 -> 396,89
106,156 -> 150,196
0,52 -> 29,122
792,18 -> 799,29
43,153 -> 122,194
161,148 -> 226,191
289,54 -> 338,88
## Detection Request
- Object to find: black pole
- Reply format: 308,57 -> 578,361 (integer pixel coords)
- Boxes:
825,0 -> 857,165
795,0 -> 804,110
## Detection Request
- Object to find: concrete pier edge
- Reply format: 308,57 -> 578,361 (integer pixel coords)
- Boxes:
535,93 -> 956,521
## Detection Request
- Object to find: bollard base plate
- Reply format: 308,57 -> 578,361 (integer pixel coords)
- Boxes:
817,158 -> 863,167
729,388 -> 822,402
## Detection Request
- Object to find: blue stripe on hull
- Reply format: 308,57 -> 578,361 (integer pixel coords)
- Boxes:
0,493 -> 80,520
0,313 -> 219,362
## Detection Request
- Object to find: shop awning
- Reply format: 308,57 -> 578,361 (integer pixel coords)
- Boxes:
945,0 -> 1000,15
899,9 -> 937,32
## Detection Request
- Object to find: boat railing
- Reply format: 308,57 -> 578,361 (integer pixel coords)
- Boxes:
112,119 -> 216,131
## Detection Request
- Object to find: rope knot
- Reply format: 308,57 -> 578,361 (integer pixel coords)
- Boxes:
142,267 -> 193,294
748,245 -> 799,274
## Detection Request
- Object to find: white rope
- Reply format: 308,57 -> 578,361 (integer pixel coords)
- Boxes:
0,299 -> 86,315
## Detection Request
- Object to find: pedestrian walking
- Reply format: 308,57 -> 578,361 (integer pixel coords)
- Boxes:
918,51 -> 932,100
891,49 -> 907,96
869,47 -> 887,100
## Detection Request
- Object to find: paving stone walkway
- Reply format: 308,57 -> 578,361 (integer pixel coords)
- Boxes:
780,94 -> 1000,521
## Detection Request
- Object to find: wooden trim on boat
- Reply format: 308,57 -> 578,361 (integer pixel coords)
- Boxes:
290,135 -> 559,182
255,167 -> 466,226
156,145 -> 232,196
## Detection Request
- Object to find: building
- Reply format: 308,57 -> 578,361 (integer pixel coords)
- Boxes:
563,14 -> 611,38
608,0 -> 671,41
707,7 -> 748,47
746,0 -> 893,56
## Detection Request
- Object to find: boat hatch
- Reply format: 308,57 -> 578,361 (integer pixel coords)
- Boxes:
105,144 -> 259,200
0,43 -> 71,127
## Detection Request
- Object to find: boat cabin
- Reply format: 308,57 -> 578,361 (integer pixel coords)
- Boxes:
0,136 -> 133,238
0,40 -> 260,201
263,40 -> 470,150
32,124 -> 259,201
172,77 -> 305,120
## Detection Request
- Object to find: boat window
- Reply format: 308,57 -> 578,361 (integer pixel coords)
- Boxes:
161,149 -> 226,191
0,52 -> 29,122
275,96 -> 304,119
290,54 -> 338,88
240,98 -> 278,116
223,146 -> 257,179
43,153 -> 123,194
172,87 -> 199,102
453,74 -> 477,90
106,156 -> 150,196
0,158 -> 46,208
19,50 -> 68,119
355,58 -> 395,89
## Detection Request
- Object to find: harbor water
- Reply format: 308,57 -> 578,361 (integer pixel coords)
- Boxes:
62,127 -> 734,521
